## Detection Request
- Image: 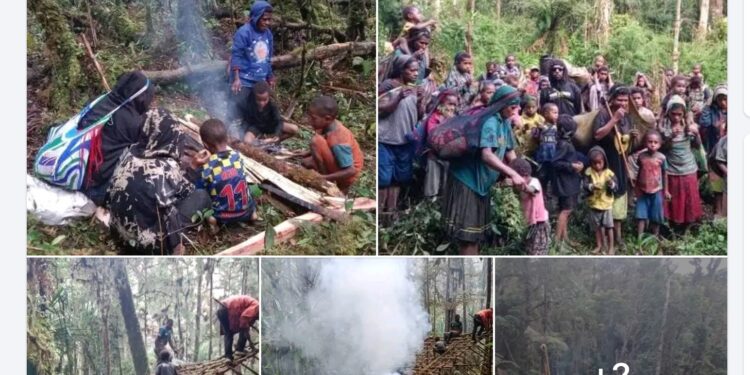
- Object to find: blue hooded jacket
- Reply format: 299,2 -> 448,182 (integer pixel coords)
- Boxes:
231,1 -> 274,87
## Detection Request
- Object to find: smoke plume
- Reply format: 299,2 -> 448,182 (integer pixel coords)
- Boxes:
267,259 -> 430,375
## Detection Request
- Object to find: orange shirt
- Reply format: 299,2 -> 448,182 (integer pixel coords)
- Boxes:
476,308 -> 493,329
221,295 -> 259,334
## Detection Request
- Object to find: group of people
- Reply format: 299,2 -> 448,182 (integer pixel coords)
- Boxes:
36,1 -> 363,254
378,6 -> 728,255
154,294 -> 259,372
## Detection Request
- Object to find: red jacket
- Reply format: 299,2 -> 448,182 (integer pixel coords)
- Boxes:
222,295 -> 259,334
476,308 -> 493,329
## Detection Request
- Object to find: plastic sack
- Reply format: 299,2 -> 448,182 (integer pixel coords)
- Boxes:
27,174 -> 96,225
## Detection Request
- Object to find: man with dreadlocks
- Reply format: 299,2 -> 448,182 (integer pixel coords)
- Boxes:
540,59 -> 582,117
593,85 -> 641,249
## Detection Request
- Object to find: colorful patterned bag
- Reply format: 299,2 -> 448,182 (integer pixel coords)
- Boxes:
34,81 -> 150,190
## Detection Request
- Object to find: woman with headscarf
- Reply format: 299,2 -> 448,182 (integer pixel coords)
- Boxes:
393,27 -> 431,85
442,86 -> 527,255
107,109 -> 211,255
78,71 -> 155,206
698,84 -> 727,153
633,72 -> 654,109
378,56 -> 420,221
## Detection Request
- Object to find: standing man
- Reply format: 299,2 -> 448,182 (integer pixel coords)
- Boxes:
229,1 -> 275,124
154,319 -> 179,358
540,59 -> 582,117
217,295 -> 260,360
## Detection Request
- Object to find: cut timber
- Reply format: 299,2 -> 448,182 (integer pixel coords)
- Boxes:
260,183 -> 348,222
144,42 -> 375,85
231,140 -> 343,197
176,347 -> 258,375
217,198 -> 376,255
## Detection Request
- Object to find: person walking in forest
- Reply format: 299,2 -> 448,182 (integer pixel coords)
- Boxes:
472,308 -> 493,342
217,295 -> 260,361
229,1 -> 275,123
154,319 -> 178,358
154,350 -> 177,375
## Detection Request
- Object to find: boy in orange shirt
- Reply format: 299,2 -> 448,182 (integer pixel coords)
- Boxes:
301,96 -> 364,193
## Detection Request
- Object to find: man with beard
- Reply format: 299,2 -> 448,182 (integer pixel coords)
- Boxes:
540,60 -> 582,117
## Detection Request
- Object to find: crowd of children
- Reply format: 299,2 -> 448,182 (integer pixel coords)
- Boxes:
378,5 -> 728,255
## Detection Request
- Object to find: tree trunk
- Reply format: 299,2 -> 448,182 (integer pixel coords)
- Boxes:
434,0 -> 442,21
696,0 -> 710,41
464,0 -> 475,55
485,258 -> 492,309
208,260 -> 215,359
655,275 -> 673,375
710,0 -> 724,24
672,0 -> 682,72
495,0 -> 501,20
113,261 -> 149,375
193,259 -> 205,361
175,275 -> 185,360
594,0 -> 612,44
462,259 -> 467,333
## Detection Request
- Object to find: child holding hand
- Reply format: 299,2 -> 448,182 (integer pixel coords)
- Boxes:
510,158 -> 550,255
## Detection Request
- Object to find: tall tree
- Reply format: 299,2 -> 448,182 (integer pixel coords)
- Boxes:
113,261 -> 148,375
193,259 -> 205,361
696,0 -> 710,41
655,273 -> 673,375
593,0 -> 612,44
672,0 -> 682,71
207,259 -> 216,359
710,0 -> 724,24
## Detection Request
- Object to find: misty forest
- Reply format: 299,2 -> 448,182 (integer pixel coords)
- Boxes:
495,258 -> 727,375
27,258 -> 260,375
262,258 -> 493,375
27,0 -> 376,256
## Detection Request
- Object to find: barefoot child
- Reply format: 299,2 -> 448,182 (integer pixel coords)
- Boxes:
634,130 -> 668,238
516,96 -> 545,157
194,119 -> 258,232
583,146 -> 617,254
551,115 -> 584,245
709,130 -> 727,218
510,158 -> 550,255
302,96 -> 364,193
533,103 -> 559,193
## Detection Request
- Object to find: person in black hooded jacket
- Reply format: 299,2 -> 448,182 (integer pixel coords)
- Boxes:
540,59 -> 582,117
78,71 -> 155,206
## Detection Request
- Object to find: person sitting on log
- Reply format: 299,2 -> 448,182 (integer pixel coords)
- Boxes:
231,81 -> 299,144
471,308 -> 493,342
154,319 -> 178,358
229,1 -> 275,123
443,314 -> 463,344
301,96 -> 364,193
217,295 -> 260,361
154,349 -> 177,375
193,119 -> 259,234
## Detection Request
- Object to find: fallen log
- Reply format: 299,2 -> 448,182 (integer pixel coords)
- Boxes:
260,183 -> 348,222
217,197 -> 375,255
176,347 -> 258,375
275,18 -> 348,41
231,140 -> 343,197
144,41 -> 375,85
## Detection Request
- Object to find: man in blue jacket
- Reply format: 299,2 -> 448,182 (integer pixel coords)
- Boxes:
229,1 -> 275,126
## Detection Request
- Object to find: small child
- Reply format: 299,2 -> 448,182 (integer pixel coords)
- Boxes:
510,158 -> 550,255
516,96 -> 545,157
634,130 -> 669,238
551,115 -> 584,245
422,90 -> 458,197
235,81 -> 299,144
443,52 -> 475,110
479,61 -> 499,82
302,96 -> 364,193
533,103 -> 559,192
660,75 -> 688,120
583,146 -> 617,254
155,350 -> 177,375
194,119 -> 258,233
386,6 -> 437,54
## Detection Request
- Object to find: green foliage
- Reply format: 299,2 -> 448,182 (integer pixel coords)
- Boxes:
379,199 -> 446,255
271,211 -> 376,255
486,187 -> 525,254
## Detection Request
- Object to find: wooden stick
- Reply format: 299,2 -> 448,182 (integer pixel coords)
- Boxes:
324,84 -> 368,97
80,34 -> 110,91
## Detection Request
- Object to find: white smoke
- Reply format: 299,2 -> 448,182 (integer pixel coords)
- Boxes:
271,259 -> 430,375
